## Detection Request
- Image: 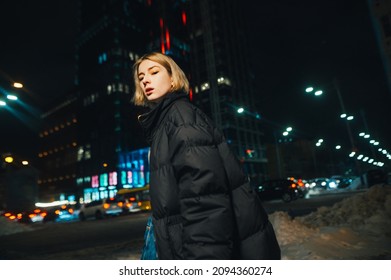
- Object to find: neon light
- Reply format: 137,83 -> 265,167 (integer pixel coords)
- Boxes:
159,18 -> 164,29
182,11 -> 187,25
121,171 -> 127,185
109,172 -> 118,186
127,171 -> 133,184
165,28 -> 170,50
92,175 -> 99,188
160,18 -> 165,53
100,173 -> 108,187
189,88 -> 193,101
161,42 -> 165,53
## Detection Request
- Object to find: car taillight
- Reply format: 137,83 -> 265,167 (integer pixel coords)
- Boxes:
291,183 -> 297,188
55,210 -> 61,215
118,202 -> 123,207
4,212 -> 11,217
138,202 -> 142,207
103,203 -> 110,209
41,212 -> 47,217
129,197 -> 136,202
68,208 -> 74,214
29,213 -> 36,219
9,215 -> 16,220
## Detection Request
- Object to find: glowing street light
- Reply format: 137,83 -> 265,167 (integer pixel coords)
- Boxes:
4,156 -> 14,163
13,82 -> 23,88
305,79 -> 356,155
315,139 -> 323,147
305,87 -> 313,93
305,86 -> 324,96
282,126 -> 293,137
237,107 -> 244,114
6,94 -> 18,101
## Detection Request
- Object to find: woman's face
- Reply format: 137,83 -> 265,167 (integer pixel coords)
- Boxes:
138,59 -> 172,104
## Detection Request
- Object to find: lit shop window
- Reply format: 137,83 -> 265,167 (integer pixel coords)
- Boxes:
91,175 -> 99,188
98,52 -> 108,64
127,171 -> 133,184
100,173 -> 108,187
109,172 -> 118,186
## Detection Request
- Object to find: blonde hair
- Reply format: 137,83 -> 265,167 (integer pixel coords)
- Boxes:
132,52 -> 190,106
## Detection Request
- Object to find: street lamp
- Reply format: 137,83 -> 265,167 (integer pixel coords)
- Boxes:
305,78 -> 356,155
1,80 -> 22,107
7,94 -> 18,101
13,82 -> 23,88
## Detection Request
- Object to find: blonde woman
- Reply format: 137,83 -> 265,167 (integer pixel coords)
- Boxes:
133,52 -> 280,260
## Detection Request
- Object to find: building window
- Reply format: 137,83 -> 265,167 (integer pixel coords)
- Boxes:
98,52 -> 108,64
201,82 -> 210,91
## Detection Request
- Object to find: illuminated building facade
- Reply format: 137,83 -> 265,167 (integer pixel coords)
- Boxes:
186,0 -> 268,178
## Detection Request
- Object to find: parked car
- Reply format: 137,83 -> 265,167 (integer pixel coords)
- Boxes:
307,177 -> 329,189
256,179 -> 300,202
43,204 -> 76,222
288,177 -> 308,198
116,185 -> 152,213
78,197 -> 125,221
13,208 -> 46,224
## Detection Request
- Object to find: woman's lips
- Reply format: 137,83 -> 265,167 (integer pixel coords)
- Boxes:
145,88 -> 154,95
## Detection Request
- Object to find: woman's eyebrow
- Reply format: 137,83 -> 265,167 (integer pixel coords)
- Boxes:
138,65 -> 160,76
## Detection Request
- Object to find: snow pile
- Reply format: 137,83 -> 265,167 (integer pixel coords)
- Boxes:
269,184 -> 391,259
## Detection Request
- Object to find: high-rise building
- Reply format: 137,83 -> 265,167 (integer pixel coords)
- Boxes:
186,0 -> 268,178
39,0 -> 267,203
38,92 -> 78,202
74,0 -> 153,203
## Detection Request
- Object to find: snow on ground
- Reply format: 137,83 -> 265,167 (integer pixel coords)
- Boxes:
271,183 -> 391,259
1,184 -> 390,259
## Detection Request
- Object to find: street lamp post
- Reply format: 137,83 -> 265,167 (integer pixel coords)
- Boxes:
305,78 -> 360,174
305,78 -> 356,154
332,78 -> 356,154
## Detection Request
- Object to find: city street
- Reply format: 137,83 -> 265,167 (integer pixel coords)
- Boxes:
0,191 -> 358,260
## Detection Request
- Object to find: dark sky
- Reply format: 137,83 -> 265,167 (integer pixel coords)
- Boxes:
248,0 -> 391,155
1,0 -> 390,164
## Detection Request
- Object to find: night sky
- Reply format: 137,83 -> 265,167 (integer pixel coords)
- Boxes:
1,0 -> 390,165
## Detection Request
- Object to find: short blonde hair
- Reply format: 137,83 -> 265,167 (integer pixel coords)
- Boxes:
132,52 -> 190,106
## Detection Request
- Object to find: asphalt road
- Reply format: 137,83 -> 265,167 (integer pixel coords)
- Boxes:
0,190 -> 360,259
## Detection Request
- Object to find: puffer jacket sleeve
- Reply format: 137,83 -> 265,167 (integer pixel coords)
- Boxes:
167,110 -> 236,259
216,134 -> 281,259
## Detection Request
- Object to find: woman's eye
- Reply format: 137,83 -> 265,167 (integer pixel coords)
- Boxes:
152,71 -> 158,75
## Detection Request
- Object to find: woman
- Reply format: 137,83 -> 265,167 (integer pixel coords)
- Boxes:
133,52 -> 280,260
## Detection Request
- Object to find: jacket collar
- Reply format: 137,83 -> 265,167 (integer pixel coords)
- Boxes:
138,91 -> 188,144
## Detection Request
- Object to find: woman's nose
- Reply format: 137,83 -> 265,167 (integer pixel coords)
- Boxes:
142,75 -> 150,85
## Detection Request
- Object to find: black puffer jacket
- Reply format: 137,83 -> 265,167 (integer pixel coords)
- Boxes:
138,92 -> 280,260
